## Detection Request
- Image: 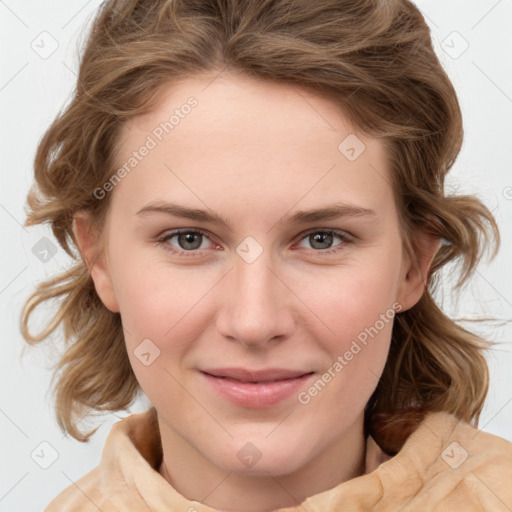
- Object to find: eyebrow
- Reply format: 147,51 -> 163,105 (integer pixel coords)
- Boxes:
136,201 -> 376,230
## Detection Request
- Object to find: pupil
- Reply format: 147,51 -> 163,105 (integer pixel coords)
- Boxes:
179,232 -> 201,250
311,232 -> 332,249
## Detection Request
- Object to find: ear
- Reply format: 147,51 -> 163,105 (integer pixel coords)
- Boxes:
396,232 -> 441,312
73,212 -> 120,313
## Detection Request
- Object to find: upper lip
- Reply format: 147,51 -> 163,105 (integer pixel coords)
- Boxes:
201,367 -> 313,383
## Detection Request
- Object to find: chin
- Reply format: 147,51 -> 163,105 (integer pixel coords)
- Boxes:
213,439 -> 309,476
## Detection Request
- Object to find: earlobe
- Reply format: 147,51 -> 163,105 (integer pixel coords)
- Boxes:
397,233 -> 441,312
73,212 -> 120,313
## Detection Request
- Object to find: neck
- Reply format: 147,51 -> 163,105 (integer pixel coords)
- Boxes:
157,412 -> 367,512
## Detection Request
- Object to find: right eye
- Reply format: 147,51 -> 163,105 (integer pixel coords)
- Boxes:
155,229 -> 218,256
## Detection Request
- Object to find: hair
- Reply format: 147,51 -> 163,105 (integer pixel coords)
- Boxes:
21,0 -> 499,454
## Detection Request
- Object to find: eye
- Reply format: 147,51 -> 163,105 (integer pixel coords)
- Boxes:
155,228 -> 352,257
156,229 -> 216,256
295,229 -> 351,254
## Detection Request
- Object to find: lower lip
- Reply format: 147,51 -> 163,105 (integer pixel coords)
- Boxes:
200,372 -> 315,408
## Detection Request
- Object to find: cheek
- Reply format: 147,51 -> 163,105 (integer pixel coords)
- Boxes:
297,259 -> 401,342
110,253 -> 221,401
295,269 -> 397,415
115,262 -> 204,402
108,233 -> 210,338
290,253 -> 401,404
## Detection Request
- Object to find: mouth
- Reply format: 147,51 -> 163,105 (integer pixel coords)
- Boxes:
199,369 -> 315,408
200,367 -> 314,383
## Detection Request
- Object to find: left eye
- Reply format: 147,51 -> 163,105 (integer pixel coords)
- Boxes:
156,229 -> 350,255
296,230 -> 348,251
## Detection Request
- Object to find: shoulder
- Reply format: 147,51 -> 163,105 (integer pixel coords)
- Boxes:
44,467 -> 117,512
379,411 -> 512,510
44,408 -> 162,512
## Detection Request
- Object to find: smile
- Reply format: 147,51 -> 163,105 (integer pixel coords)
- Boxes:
200,371 -> 315,408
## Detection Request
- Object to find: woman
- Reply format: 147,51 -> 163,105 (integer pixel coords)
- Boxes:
21,0 -> 512,510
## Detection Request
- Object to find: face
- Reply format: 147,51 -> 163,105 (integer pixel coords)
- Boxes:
80,71 -> 430,478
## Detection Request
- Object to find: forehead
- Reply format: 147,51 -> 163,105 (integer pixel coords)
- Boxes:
111,72 -> 395,221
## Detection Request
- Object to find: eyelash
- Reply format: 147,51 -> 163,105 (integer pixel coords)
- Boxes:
154,228 -> 353,257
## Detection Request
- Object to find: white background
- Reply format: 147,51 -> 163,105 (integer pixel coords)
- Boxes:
1,1 -> 511,510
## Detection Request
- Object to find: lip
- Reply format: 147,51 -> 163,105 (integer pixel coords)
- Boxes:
200,368 -> 315,408
201,367 -> 311,382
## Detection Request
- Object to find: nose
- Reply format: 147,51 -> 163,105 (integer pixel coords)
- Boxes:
215,250 -> 296,349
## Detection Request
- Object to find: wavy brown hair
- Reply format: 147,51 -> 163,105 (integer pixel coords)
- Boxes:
21,0 -> 499,453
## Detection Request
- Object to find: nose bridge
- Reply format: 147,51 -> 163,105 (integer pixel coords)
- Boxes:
216,246 -> 294,347
235,253 -> 276,311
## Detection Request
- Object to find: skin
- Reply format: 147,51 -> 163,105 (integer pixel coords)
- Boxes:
74,71 -> 439,512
